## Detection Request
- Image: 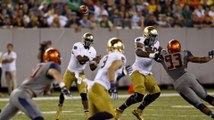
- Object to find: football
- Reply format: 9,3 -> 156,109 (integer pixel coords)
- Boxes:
79,5 -> 89,14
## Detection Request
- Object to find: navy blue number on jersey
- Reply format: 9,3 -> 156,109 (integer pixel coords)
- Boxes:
164,53 -> 183,70
101,56 -> 109,68
100,56 -> 125,68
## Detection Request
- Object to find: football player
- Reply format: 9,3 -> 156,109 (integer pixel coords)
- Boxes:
158,39 -> 214,119
115,26 -> 162,120
88,37 -> 127,120
0,48 -> 70,120
55,32 -> 101,120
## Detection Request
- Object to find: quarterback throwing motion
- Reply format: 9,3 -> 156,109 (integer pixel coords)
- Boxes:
56,32 -> 100,120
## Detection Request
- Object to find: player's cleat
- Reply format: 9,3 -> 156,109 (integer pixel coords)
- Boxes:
132,109 -> 144,120
84,111 -> 90,120
55,104 -> 63,120
115,108 -> 123,120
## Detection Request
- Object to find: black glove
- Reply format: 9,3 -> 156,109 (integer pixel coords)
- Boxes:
125,65 -> 133,75
61,86 -> 71,97
144,38 -> 150,46
154,52 -> 162,62
208,50 -> 214,58
109,81 -> 118,100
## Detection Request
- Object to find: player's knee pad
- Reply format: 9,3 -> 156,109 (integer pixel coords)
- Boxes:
205,95 -> 214,105
33,116 -> 44,120
126,93 -> 144,105
144,92 -> 160,105
80,93 -> 88,101
133,93 -> 144,102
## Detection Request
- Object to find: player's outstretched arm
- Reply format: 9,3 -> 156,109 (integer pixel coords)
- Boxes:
108,60 -> 124,100
188,56 -> 212,63
47,68 -> 70,96
135,43 -> 159,59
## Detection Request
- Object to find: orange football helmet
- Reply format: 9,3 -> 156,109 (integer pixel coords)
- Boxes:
43,48 -> 61,65
167,39 -> 181,54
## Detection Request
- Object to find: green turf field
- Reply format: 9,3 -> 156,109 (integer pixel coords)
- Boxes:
0,90 -> 214,120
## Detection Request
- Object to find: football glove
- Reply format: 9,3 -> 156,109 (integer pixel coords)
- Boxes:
61,86 -> 71,97
125,65 -> 133,75
208,50 -> 214,58
109,81 -> 118,100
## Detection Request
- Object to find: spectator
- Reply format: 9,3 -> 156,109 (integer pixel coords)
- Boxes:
171,16 -> 184,27
191,13 -> 204,28
67,0 -> 81,12
38,10 -> 49,28
79,14 -> 94,29
2,43 -> 17,95
98,12 -> 113,31
157,15 -> 171,27
65,12 -> 81,31
141,2 -> 150,18
89,14 -> 97,29
110,8 -> 123,29
144,13 -> 158,27
208,4 -> 214,23
193,5 -> 205,22
148,0 -> 157,14
131,10 -> 145,29
154,4 -> 165,21
182,4 -> 193,27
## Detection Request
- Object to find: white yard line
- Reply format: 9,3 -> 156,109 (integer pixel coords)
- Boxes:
17,110 -> 74,115
1,92 -> 214,102
171,105 -> 213,108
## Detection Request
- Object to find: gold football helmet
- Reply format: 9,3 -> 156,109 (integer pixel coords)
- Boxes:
143,26 -> 158,46
82,32 -> 94,47
167,39 -> 181,54
43,48 -> 61,65
107,37 -> 124,53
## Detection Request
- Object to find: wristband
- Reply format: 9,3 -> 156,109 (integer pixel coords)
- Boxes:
110,81 -> 115,88
59,82 -> 65,88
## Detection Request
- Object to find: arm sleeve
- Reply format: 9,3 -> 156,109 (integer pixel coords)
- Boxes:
72,43 -> 81,57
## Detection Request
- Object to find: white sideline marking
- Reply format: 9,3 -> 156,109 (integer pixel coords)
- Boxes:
17,110 -> 74,115
1,92 -> 214,102
172,105 -> 213,108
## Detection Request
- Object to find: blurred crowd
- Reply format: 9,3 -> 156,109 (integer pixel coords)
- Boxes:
0,0 -> 213,30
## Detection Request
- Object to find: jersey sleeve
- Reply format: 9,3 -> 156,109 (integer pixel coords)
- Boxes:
72,43 -> 82,57
134,37 -> 145,44
153,41 -> 160,50
184,50 -> 193,57
90,48 -> 97,61
49,63 -> 61,73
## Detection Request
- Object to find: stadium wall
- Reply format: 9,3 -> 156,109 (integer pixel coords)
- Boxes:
0,28 -> 213,87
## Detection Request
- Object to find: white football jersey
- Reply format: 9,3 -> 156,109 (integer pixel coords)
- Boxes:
94,52 -> 126,90
131,37 -> 160,75
67,42 -> 96,72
